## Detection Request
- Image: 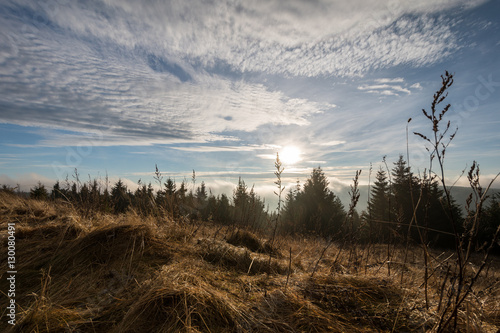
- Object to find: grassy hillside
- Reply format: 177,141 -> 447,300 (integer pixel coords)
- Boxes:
1,192 -> 499,332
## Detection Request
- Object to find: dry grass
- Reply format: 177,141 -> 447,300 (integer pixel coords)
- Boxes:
226,229 -> 281,257
1,192 -> 499,332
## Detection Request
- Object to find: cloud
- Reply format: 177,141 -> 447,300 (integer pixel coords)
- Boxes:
0,24 -> 331,146
359,84 -> 411,94
0,0 -> 490,150
75,0 -> 486,77
256,154 -> 276,160
375,78 -> 405,83
318,140 -> 346,146
2,1 -> 485,78
357,78 -> 427,96
0,172 -> 55,192
171,144 -> 274,153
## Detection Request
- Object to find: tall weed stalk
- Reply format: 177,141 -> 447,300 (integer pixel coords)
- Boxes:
415,71 -> 500,331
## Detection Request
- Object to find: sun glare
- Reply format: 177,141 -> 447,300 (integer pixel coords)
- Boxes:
279,146 -> 301,165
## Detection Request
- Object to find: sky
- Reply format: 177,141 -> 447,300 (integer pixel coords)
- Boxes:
0,0 -> 499,208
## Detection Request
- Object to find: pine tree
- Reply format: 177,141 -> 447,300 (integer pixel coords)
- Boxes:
248,185 -> 266,230
282,180 -> 302,233
213,193 -> 231,225
477,194 -> 500,251
421,179 -> 461,247
30,181 -> 48,200
195,181 -> 208,219
175,180 -> 188,215
390,155 -> 419,237
369,168 -> 391,221
196,181 -> 208,204
233,177 -> 249,226
165,178 -> 176,196
162,178 -> 178,217
389,155 -> 461,246
111,179 -> 130,214
368,167 -> 391,241
51,180 -> 65,200
283,167 -> 345,236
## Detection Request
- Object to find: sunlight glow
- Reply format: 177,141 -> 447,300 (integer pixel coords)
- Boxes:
279,146 -> 302,165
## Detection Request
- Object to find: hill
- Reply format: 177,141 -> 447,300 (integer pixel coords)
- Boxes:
1,192 -> 499,332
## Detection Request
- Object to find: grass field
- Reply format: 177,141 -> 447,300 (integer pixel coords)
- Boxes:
1,191 -> 499,332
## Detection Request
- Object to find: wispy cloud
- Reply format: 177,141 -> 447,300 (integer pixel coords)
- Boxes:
171,144 -> 276,153
0,0 -> 497,194
375,78 -> 405,83
319,141 -> 346,146
0,0 -> 486,147
357,79 -> 425,96
48,0 -> 482,77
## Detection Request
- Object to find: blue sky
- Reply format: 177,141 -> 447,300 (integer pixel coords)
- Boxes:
0,0 -> 499,207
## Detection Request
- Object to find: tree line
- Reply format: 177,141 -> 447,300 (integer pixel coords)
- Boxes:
0,155 -> 497,250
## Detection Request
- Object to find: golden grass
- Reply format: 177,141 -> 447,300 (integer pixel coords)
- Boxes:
1,192 -> 499,332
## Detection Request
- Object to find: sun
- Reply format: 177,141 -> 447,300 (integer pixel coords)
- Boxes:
279,146 -> 302,165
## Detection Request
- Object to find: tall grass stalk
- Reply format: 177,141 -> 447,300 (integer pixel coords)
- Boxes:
415,71 -> 500,331
268,152 -> 285,270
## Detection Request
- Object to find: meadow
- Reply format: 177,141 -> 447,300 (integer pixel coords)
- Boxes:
0,189 -> 499,332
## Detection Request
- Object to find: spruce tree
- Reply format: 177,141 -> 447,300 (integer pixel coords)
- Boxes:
165,178 -> 176,195
30,181 -> 48,200
111,179 -> 130,214
478,194 -> 500,251
391,155 -> 419,237
233,177 -> 249,226
284,167 -> 345,236
213,193 -> 231,225
51,180 -> 65,200
420,179 -> 461,247
368,167 -> 391,241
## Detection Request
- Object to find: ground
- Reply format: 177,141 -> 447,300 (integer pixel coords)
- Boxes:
1,192 -> 499,332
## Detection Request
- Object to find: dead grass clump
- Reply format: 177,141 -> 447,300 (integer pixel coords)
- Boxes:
302,275 -> 422,331
0,191 -> 71,227
55,224 -> 173,273
226,230 -> 282,257
227,229 -> 263,252
13,302 -> 89,333
9,268 -> 92,333
0,222 -> 173,323
198,239 -> 289,275
254,289 -> 347,332
16,223 -> 83,241
117,283 -> 242,332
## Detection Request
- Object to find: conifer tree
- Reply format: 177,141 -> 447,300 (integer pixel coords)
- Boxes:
176,180 -> 188,215
369,167 -> 391,221
368,167 -> 391,241
111,179 -> 130,214
30,181 -> 48,200
233,177 -> 249,226
165,178 -> 176,195
51,180 -> 65,200
248,185 -> 266,230
390,155 -> 419,236
420,178 -> 462,247
196,181 -> 208,203
477,194 -> 500,251
283,167 -> 345,236
212,193 -> 231,225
